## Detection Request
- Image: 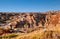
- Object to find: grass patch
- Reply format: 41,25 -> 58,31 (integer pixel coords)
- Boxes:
0,34 -> 18,39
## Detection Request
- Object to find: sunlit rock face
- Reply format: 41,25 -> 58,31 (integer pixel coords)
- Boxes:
0,10 -> 60,29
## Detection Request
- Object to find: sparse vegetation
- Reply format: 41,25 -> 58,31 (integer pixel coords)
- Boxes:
0,33 -> 18,39
0,26 -> 58,39
14,26 -> 60,39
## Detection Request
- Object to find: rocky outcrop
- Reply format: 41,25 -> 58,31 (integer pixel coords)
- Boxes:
0,10 -> 60,33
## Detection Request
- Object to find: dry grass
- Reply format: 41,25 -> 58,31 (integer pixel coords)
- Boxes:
1,26 -> 60,39
14,26 -> 60,39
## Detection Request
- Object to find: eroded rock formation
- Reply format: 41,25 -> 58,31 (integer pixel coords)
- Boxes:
0,10 -> 60,33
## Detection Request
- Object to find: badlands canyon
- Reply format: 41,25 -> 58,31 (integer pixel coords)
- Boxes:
0,10 -> 60,39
